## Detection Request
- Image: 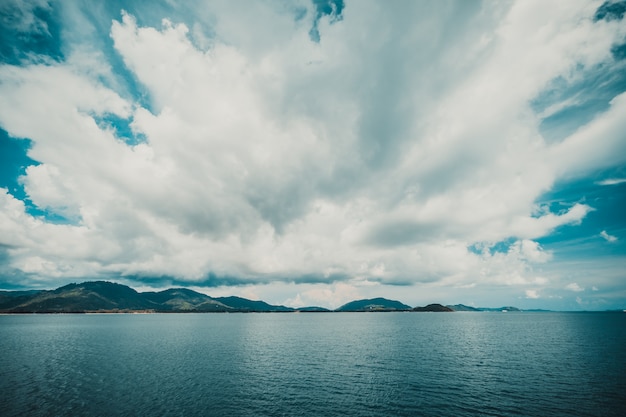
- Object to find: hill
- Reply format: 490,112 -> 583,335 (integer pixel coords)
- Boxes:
479,306 -> 521,312
446,304 -> 480,312
446,304 -> 524,312
295,306 -> 331,312
0,281 -> 154,313
0,281 -> 529,313
336,297 -> 411,312
413,303 -> 453,312
213,296 -> 294,312
0,281 -> 292,313
142,288 -> 230,312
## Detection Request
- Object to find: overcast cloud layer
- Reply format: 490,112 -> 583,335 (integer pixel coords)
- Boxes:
1,0 -> 625,310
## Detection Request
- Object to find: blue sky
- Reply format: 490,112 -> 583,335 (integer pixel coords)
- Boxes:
0,0 -> 625,310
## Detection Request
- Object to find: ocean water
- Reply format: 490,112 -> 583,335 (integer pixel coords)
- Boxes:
1,312 -> 625,417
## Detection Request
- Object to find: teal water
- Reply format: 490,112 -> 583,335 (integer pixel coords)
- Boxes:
1,312 -> 625,416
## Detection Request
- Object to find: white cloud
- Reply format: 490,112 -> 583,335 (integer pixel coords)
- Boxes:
596,178 -> 626,186
551,92 -> 626,178
517,240 -> 553,263
0,1 -> 625,308
566,283 -> 585,292
600,230 -> 618,243
525,289 -> 540,299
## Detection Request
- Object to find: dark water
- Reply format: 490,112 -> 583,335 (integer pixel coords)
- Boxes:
1,312 -> 625,416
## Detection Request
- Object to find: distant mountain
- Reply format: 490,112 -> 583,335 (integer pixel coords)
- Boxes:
0,289 -> 42,298
479,306 -> 521,312
447,304 -> 481,312
446,304 -> 525,312
0,290 -> 43,309
142,288 -> 230,312
295,306 -> 331,312
413,303 -> 453,312
213,296 -> 294,312
0,281 -> 153,313
0,281 -> 531,314
336,297 -> 411,312
0,281 -> 292,313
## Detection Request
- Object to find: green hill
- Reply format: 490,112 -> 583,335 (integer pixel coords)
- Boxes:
213,296 -> 294,312
0,281 -> 292,313
413,303 -> 454,312
446,304 -> 480,312
1,281 -> 154,312
336,297 -> 411,312
142,288 -> 230,311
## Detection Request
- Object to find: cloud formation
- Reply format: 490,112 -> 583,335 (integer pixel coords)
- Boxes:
600,230 -> 618,243
596,178 -> 626,186
0,0 -> 625,309
566,282 -> 585,292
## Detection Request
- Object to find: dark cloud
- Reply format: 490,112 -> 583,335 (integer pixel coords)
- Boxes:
121,270 -> 353,289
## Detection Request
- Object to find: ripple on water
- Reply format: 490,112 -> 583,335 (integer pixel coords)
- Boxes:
1,312 -> 625,417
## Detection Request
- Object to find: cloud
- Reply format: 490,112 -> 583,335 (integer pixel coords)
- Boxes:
596,178 -> 626,186
551,92 -> 626,178
0,0 -> 51,35
600,230 -> 618,242
566,283 -> 585,292
525,289 -> 540,299
0,1 -> 625,310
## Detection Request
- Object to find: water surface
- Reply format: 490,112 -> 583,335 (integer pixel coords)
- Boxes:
1,312 -> 624,416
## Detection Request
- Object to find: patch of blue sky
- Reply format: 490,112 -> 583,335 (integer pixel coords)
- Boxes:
0,129 -> 76,225
93,113 -> 147,146
535,166 -> 626,257
612,42 -> 626,61
531,60 -> 626,144
468,238 -> 518,256
0,1 -> 154,112
309,0 -> 345,42
0,129 -> 38,201
57,1 -> 157,112
468,164 -> 626,258
531,1 -> 626,144
24,206 -> 77,225
594,1 -> 626,22
0,1 -> 64,64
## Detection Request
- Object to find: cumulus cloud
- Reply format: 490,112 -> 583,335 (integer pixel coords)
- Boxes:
566,283 -> 585,292
0,0 -> 625,308
525,289 -> 540,299
600,230 -> 618,242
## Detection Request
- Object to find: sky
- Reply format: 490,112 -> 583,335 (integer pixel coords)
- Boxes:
0,0 -> 625,311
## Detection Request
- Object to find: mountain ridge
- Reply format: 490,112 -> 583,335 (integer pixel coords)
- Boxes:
0,281 -> 533,313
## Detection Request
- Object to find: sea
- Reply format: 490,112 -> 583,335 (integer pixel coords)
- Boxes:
1,312 -> 625,417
